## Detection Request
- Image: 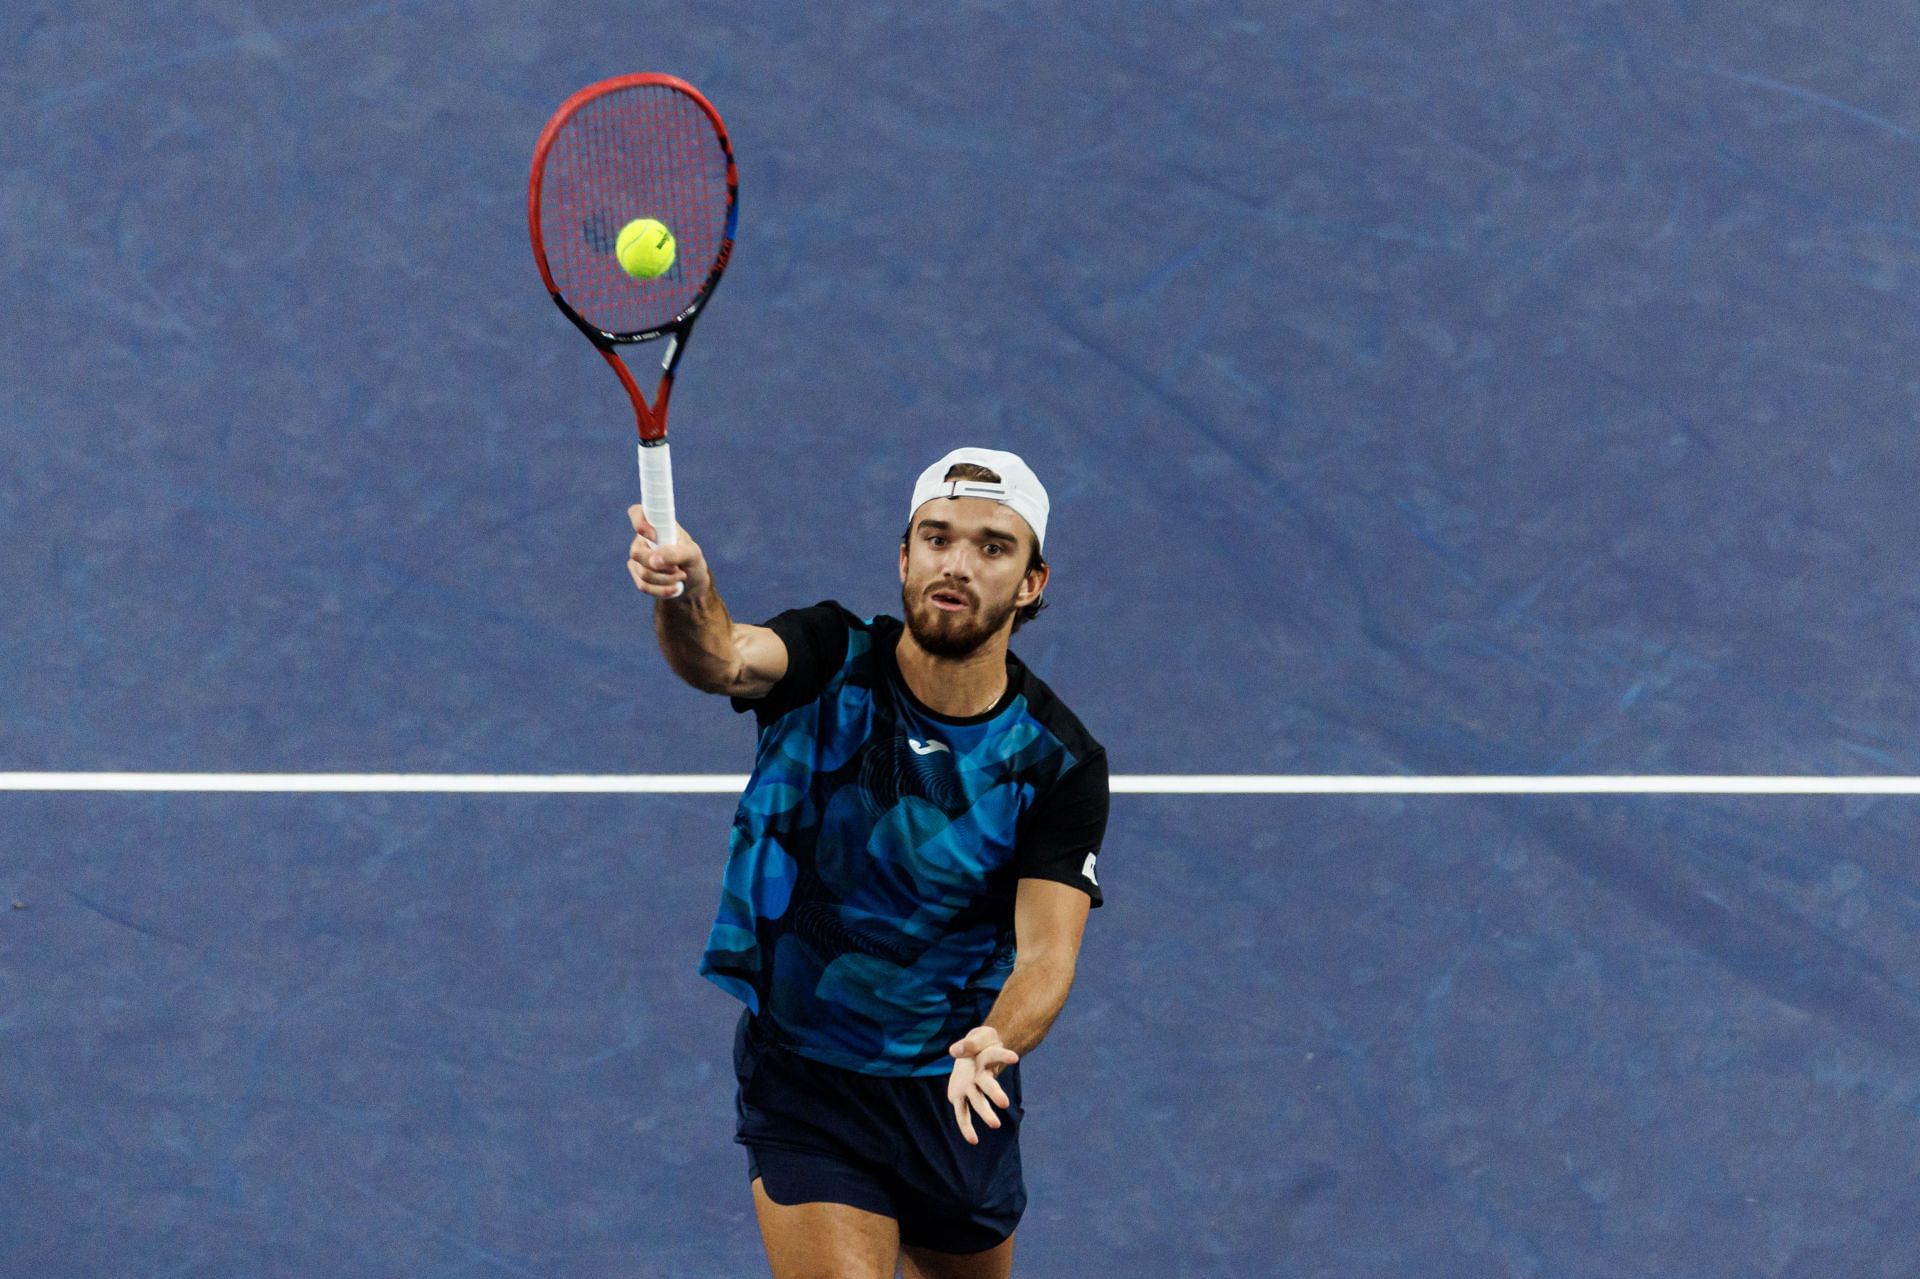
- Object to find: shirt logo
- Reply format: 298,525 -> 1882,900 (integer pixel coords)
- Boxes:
907,737 -> 951,756
1082,852 -> 1099,886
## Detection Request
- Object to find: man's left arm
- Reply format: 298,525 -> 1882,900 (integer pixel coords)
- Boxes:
946,880 -> 1092,1144
945,748 -> 1109,1144
986,879 -> 1091,1053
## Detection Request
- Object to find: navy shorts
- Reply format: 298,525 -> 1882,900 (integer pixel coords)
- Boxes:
732,1011 -> 1027,1254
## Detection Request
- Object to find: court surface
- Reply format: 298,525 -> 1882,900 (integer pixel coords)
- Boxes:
6,2 -> 1920,1275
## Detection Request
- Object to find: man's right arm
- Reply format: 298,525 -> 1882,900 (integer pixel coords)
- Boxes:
627,506 -> 787,699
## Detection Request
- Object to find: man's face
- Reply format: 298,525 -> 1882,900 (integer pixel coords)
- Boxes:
899,498 -> 1044,659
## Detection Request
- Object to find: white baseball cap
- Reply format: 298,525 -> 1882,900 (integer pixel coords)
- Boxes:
908,447 -> 1050,550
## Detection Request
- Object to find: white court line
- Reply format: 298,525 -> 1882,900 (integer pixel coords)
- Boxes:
2,773 -> 1919,794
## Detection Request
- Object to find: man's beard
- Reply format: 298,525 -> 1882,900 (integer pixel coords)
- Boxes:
902,580 -> 1020,659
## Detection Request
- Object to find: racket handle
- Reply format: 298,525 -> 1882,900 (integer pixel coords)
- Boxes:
638,440 -> 683,599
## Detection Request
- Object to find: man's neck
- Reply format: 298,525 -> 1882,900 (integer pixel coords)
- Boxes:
895,629 -> 1010,718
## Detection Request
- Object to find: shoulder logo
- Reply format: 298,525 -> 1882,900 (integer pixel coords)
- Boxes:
907,737 -> 951,756
1081,852 -> 1099,886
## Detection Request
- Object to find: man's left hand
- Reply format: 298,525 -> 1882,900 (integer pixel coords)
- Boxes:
946,1026 -> 1019,1145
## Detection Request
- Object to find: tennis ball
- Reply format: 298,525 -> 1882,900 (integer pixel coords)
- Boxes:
616,218 -> 676,279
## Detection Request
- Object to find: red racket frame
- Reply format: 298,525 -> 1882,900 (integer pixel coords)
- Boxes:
527,73 -> 739,442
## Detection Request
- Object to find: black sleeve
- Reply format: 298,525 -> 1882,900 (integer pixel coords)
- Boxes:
730,601 -> 851,726
1014,749 -> 1109,907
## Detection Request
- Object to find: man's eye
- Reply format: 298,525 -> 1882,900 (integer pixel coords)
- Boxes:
984,544 -> 1003,556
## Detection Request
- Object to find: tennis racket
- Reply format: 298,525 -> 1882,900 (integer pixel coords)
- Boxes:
528,74 -> 739,592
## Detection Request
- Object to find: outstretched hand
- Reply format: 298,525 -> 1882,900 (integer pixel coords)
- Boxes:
947,1026 -> 1019,1145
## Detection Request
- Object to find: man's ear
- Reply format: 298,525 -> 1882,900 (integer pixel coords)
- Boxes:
899,540 -> 909,584
1017,561 -> 1050,606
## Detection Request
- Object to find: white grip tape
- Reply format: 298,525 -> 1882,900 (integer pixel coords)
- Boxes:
638,441 -> 683,599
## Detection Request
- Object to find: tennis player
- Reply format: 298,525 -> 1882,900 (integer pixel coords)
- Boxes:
627,447 -> 1108,1279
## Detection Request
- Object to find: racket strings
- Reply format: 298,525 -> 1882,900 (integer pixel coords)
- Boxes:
540,84 -> 729,337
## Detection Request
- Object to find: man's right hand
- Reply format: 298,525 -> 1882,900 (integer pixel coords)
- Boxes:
627,507 -> 788,698
627,507 -> 712,601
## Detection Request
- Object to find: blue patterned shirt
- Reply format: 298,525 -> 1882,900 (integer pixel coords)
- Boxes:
700,602 -> 1108,1076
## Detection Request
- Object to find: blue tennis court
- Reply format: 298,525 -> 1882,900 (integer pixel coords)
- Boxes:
6,2 -> 1919,1274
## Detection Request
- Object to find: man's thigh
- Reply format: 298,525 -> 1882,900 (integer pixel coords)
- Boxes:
900,1235 -> 1016,1279
751,1177 -> 900,1279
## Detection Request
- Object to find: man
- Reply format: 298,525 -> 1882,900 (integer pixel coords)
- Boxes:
627,447 -> 1108,1279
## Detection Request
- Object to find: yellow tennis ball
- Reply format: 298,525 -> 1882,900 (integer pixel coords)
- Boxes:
616,218 -> 676,279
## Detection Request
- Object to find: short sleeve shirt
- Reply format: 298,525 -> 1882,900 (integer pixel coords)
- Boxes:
699,601 -> 1109,1077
